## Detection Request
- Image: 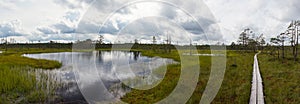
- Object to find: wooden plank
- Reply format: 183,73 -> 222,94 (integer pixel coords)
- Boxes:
249,53 -> 264,104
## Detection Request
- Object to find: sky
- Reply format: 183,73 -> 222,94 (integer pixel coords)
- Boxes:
0,0 -> 299,44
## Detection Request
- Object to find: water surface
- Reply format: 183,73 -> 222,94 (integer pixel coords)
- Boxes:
23,51 -> 175,103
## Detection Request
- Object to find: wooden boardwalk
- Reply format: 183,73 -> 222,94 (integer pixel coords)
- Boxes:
249,53 -> 265,104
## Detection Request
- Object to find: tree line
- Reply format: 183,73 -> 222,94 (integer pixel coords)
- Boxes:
233,20 -> 300,62
269,20 -> 300,61
231,28 -> 266,52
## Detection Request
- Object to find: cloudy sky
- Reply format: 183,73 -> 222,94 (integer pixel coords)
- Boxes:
0,0 -> 299,44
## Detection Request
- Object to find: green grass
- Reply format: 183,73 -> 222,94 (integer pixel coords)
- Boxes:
258,54 -> 300,103
0,48 -> 64,103
1,48 -> 72,69
0,66 -> 60,103
0,53 -> 62,69
0,66 -> 36,103
121,50 -> 255,103
3,48 -> 71,54
2,47 -> 298,103
212,51 -> 254,103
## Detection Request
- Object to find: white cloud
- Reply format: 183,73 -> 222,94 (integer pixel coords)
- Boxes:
204,0 -> 300,44
0,0 -> 18,10
0,0 -> 67,34
36,10 -> 81,35
36,27 -> 58,34
114,17 -> 192,44
0,19 -> 28,38
1,0 -> 300,44
78,0 -> 219,44
54,0 -> 94,9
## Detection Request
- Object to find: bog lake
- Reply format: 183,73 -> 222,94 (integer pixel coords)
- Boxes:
23,51 -> 175,103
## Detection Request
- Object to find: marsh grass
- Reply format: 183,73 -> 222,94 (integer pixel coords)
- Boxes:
0,54 -> 61,69
4,48 -> 71,54
212,51 -> 254,103
121,64 -> 181,104
0,66 -> 36,103
0,48 -> 64,103
258,54 -> 300,103
121,50 -> 255,103
0,66 -> 62,103
3,48 -> 294,103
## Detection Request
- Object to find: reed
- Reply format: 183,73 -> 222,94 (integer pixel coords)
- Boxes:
0,49 -> 63,103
